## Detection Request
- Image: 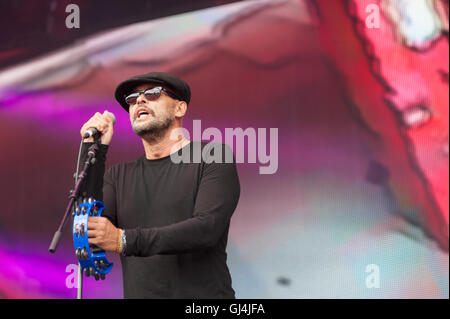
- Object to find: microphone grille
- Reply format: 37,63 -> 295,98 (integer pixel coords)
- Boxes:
107,112 -> 117,125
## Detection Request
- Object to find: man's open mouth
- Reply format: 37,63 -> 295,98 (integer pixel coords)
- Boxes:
135,108 -> 151,120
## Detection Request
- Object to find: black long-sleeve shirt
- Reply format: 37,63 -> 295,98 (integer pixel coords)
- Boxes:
79,141 -> 240,298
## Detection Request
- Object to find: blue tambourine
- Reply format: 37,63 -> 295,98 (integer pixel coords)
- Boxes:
73,198 -> 113,280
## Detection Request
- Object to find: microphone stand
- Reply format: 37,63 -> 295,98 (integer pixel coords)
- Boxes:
49,136 -> 101,299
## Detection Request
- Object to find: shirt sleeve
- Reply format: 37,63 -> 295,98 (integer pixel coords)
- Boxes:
78,142 -> 117,226
125,146 -> 240,257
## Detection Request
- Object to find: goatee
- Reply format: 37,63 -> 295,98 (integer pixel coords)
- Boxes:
133,116 -> 174,142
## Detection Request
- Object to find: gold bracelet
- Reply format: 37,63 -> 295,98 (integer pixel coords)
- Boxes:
116,229 -> 123,254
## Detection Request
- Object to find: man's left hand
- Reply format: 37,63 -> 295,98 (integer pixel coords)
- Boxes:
88,217 -> 120,253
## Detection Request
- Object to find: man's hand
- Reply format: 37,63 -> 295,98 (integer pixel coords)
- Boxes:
80,110 -> 115,145
88,217 -> 120,253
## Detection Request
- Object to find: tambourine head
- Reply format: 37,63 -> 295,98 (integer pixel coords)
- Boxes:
73,199 -> 113,279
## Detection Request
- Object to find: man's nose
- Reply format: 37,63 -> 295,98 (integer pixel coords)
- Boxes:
136,93 -> 148,104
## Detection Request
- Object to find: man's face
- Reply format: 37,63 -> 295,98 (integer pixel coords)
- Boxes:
128,83 -> 177,137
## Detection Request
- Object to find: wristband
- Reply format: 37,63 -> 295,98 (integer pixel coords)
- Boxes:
121,229 -> 127,256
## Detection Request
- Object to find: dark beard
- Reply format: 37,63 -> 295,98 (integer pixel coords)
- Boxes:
133,116 -> 174,142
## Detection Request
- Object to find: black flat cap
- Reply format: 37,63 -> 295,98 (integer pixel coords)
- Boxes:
114,71 -> 191,112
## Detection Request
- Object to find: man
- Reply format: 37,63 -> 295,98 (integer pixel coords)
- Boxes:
79,72 -> 240,298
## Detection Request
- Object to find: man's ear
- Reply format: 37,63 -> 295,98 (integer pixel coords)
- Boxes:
174,101 -> 187,118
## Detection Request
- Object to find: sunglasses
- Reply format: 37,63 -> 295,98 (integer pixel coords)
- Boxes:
124,86 -> 178,106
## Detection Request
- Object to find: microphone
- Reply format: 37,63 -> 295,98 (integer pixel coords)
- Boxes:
83,112 -> 116,139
